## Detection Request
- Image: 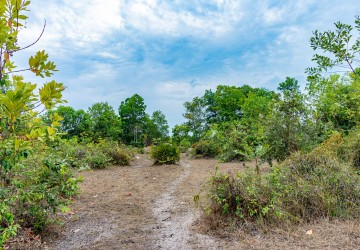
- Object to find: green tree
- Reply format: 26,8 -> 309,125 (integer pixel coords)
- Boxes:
0,0 -> 77,245
183,97 -> 207,142
172,124 -> 191,144
309,73 -> 360,132
265,77 -> 308,161
88,102 -> 122,141
306,16 -> 360,82
44,106 -> 92,139
119,94 -> 147,146
144,110 -> 169,145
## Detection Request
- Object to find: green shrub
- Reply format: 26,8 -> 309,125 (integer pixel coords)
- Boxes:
48,139 -> 137,169
102,146 -> 131,166
150,143 -> 180,164
192,140 -> 220,158
179,139 -> 191,153
1,144 -> 80,239
208,134 -> 360,226
97,140 -> 134,166
338,130 -> 360,170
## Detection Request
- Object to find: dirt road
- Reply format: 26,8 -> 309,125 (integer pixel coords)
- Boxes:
42,154 -> 359,250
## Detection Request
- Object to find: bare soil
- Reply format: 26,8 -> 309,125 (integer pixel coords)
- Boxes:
12,154 -> 359,249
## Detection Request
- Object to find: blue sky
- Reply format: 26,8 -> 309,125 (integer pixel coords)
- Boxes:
16,0 -> 360,129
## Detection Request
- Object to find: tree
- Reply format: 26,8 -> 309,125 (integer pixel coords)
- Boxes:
52,106 -> 91,139
306,16 -> 360,82
213,85 -> 246,122
265,77 -> 308,161
119,94 -> 147,146
183,97 -> 207,142
144,110 -> 169,145
0,0 -> 76,245
172,124 -> 191,144
88,102 -> 122,141
309,74 -> 360,132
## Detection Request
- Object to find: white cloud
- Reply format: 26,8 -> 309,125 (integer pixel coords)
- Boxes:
11,0 -> 360,129
124,0 -> 245,38
20,0 -> 124,54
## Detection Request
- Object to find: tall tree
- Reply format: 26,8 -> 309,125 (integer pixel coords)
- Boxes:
144,111 -> 169,145
265,77 -> 308,161
45,106 -> 91,139
119,94 -> 147,146
88,102 -> 122,141
183,97 -> 207,142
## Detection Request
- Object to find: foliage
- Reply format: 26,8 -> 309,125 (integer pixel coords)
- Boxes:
183,96 -> 207,141
119,94 -> 147,146
47,139 -> 134,170
0,142 -> 80,245
264,77 -> 308,162
306,16 -> 360,82
45,106 -> 92,139
172,124 -> 191,144
97,140 -> 134,166
0,0 -> 79,246
179,138 -> 191,153
308,74 -> 360,132
192,139 -> 221,159
208,133 -> 360,226
88,102 -> 122,142
143,110 -> 169,145
150,143 -> 180,165
338,129 -> 360,171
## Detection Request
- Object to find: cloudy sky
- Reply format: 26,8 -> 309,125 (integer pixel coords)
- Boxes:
16,0 -> 360,128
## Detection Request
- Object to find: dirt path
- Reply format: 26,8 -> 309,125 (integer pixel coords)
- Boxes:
41,154 -> 359,250
152,158 -> 218,249
44,154 -> 216,249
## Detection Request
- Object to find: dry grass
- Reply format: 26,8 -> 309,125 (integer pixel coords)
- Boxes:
13,154 -> 358,249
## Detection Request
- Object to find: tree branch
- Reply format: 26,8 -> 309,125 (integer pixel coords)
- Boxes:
3,68 -> 31,74
11,20 -> 46,53
345,56 -> 360,79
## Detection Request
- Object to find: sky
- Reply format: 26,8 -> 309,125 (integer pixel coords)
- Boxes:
15,0 -> 360,129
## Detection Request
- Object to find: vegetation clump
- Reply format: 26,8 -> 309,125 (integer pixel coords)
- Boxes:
192,140 -> 221,158
208,133 -> 360,226
150,143 -> 180,164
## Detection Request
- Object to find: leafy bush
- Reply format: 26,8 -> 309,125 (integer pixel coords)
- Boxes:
47,139 -> 134,169
179,139 -> 191,153
338,129 -> 360,171
192,140 -> 220,158
1,143 -> 80,243
208,133 -> 360,226
150,143 -> 180,164
98,140 -> 133,166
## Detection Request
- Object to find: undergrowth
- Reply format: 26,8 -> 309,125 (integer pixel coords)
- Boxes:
150,143 -> 180,164
49,138 -> 134,170
206,132 -> 360,228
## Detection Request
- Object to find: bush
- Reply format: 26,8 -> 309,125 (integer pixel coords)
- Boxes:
338,130 -> 360,171
179,139 -> 191,153
98,140 -> 133,166
150,143 -> 180,164
208,134 -> 360,226
47,139 -> 134,169
192,140 -> 220,158
1,144 -> 80,239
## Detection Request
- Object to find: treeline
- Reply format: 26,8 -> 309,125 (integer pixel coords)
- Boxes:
44,94 -> 169,146
173,73 -> 360,163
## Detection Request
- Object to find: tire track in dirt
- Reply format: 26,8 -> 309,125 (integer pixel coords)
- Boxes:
153,158 -> 217,249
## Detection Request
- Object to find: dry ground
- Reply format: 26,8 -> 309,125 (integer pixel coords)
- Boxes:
9,153 -> 359,249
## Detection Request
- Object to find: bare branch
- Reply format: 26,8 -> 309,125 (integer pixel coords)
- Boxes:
3,68 -> 31,74
11,20 -> 46,53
